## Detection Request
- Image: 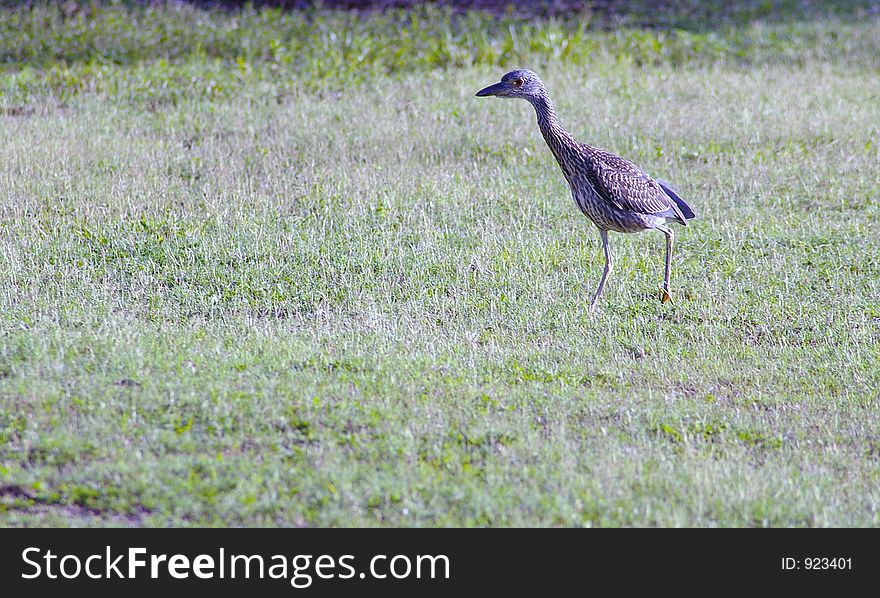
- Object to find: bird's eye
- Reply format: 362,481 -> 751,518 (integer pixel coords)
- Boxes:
512,79 -> 523,87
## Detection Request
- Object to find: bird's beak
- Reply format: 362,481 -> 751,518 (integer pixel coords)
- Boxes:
475,81 -> 509,97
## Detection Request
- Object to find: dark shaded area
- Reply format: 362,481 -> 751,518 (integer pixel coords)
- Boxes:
5,1 -> 879,30
3,0 -> 587,14
3,0 -> 876,78
184,0 -> 593,16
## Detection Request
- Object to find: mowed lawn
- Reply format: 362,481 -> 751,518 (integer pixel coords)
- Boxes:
1,4 -> 879,526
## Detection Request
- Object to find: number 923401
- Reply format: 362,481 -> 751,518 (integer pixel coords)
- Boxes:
782,557 -> 852,570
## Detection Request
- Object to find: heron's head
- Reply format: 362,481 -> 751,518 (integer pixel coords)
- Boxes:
475,69 -> 545,101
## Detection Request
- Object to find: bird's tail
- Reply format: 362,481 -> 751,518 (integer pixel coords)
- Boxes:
657,179 -> 696,221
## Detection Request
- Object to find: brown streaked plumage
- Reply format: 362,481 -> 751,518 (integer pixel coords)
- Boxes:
476,68 -> 696,309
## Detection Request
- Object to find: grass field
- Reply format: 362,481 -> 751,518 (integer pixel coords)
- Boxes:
1,2 -> 879,527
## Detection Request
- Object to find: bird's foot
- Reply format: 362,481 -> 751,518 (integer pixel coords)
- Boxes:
659,287 -> 671,304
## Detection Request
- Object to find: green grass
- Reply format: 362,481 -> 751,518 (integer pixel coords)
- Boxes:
2,2 -> 879,103
1,2 -> 879,527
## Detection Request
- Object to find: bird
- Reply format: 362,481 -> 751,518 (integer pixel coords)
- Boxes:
476,69 -> 695,310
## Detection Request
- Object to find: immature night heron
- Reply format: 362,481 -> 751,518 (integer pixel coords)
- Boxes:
476,69 -> 696,309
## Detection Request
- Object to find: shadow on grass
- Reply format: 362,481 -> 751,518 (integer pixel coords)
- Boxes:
4,0 -> 879,30
139,0 -> 880,30
0,0 -> 876,103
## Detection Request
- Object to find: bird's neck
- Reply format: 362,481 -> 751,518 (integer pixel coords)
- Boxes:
528,93 -> 578,176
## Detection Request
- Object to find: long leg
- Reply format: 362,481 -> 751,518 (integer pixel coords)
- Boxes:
590,229 -> 612,311
657,225 -> 673,303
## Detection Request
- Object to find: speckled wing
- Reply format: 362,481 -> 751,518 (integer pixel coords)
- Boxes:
586,148 -> 684,221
